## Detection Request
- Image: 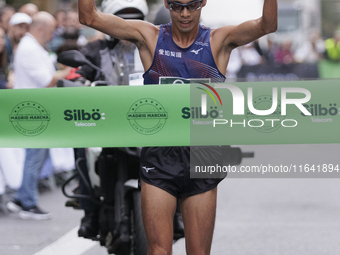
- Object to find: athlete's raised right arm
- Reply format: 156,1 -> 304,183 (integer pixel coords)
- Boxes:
78,0 -> 158,69
79,0 -> 146,42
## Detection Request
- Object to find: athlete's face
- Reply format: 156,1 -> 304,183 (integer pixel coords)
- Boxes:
165,0 -> 207,34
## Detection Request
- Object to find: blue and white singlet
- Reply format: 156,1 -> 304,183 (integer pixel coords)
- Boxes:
143,23 -> 226,85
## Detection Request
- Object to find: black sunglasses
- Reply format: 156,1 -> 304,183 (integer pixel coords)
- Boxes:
167,0 -> 203,12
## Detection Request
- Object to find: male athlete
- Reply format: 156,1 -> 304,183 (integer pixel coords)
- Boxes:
78,0 -> 277,254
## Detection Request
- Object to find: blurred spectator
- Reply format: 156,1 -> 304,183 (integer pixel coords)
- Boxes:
65,10 -> 87,46
49,26 -> 81,66
63,26 -> 80,43
55,40 -> 80,72
18,3 -> 39,18
294,30 -> 325,64
55,9 -> 66,28
56,40 -> 80,56
5,12 -> 32,89
6,12 -> 71,220
0,27 -> 9,89
239,42 -> 264,66
324,30 -> 340,62
5,12 -> 32,64
65,10 -> 81,29
0,5 -> 15,33
63,9 -> 101,45
259,35 -> 277,64
54,9 -> 66,37
0,148 -> 25,201
48,9 -> 67,53
275,40 -> 294,64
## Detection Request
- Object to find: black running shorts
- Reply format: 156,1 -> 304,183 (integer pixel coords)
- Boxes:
139,146 -> 225,198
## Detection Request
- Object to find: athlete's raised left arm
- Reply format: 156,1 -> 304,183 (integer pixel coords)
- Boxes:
213,0 -> 277,50
211,0 -> 277,72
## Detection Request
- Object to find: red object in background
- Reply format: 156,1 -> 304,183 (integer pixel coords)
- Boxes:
66,67 -> 82,80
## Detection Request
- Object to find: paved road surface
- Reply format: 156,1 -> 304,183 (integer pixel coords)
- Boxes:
1,144 -> 339,255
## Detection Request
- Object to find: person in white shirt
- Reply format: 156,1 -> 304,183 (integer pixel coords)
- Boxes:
6,12 -> 70,220
14,12 -> 70,89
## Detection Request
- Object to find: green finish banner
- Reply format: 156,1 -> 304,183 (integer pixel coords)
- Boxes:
0,80 -> 339,148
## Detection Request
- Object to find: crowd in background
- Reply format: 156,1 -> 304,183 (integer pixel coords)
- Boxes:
0,3 -> 89,216
234,30 -> 326,67
225,29 -> 340,81
0,1 -> 144,219
0,3 -> 104,90
0,2 -> 340,90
